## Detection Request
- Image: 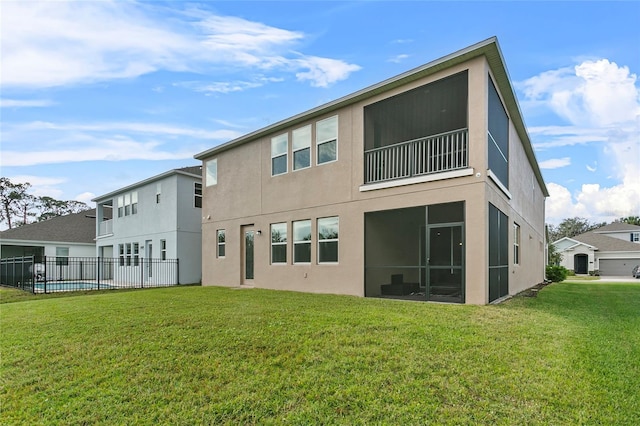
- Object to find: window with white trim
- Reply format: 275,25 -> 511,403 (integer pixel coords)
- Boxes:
160,239 -> 167,261
217,230 -> 226,258
131,192 -> 138,215
316,116 -> 338,165
133,242 -> 140,266
632,232 -> 639,242
271,133 -> 288,176
118,244 -> 125,266
126,243 -> 132,266
206,158 -> 218,186
271,223 -> 287,264
156,183 -> 161,204
56,246 -> 69,266
118,196 -> 124,217
514,223 -> 520,265
292,125 -> 311,170
293,220 -> 311,263
318,216 -> 339,263
194,182 -> 202,208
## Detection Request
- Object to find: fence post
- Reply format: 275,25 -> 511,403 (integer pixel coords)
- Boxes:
43,256 -> 47,294
176,258 -> 180,285
97,257 -> 101,290
141,258 -> 144,289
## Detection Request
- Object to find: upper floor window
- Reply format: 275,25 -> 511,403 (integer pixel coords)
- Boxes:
271,133 -> 288,176
488,76 -> 509,190
194,182 -> 203,208
271,223 -> 287,264
293,220 -> 312,264
316,116 -> 338,165
156,183 -> 161,204
131,192 -> 138,214
292,125 -> 311,171
206,158 -> 217,186
318,216 -> 339,263
118,192 -> 138,217
117,196 -> 124,217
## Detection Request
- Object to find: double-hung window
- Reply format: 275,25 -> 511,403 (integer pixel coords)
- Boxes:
133,242 -> 140,266
117,196 -> 124,217
131,192 -> 138,215
271,133 -> 288,176
292,125 -> 311,170
271,223 -> 287,264
217,230 -> 226,258
126,243 -> 132,266
194,182 -> 203,208
318,217 -> 339,263
316,116 -> 338,165
513,223 -> 520,265
293,220 -> 311,263
160,239 -> 167,261
124,193 -> 131,216
56,247 -> 69,266
156,183 -> 161,204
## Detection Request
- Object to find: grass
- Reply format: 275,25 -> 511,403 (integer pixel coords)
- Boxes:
2,283 -> 639,425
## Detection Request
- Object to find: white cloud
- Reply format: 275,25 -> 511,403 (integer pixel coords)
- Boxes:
0,99 -> 55,108
520,58 -> 640,224
586,162 -> 597,172
388,54 -> 409,63
1,1 -> 360,89
75,192 -> 97,207
539,157 -> 571,169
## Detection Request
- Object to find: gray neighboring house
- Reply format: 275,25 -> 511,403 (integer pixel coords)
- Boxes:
93,166 -> 203,284
0,209 -> 97,259
553,222 -> 640,276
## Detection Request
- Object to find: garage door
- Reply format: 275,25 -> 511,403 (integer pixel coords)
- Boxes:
599,259 -> 639,276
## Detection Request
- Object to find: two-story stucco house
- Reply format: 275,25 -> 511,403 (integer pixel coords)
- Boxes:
194,37 -> 548,304
553,222 -> 640,276
93,166 -> 203,284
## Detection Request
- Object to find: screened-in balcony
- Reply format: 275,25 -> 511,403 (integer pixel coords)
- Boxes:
364,70 -> 469,186
364,128 -> 468,184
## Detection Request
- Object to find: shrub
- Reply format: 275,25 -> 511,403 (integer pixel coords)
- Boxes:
546,265 -> 569,282
567,269 -> 576,276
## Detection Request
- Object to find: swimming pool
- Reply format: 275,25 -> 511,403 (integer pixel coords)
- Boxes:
33,282 -> 114,292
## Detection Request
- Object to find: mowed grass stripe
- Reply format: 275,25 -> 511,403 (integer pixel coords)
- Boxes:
1,283 -> 639,425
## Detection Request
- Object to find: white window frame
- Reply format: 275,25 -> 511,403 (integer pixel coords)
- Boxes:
293,220 -> 312,264
117,196 -> 124,217
271,223 -> 287,264
131,191 -> 138,215
632,232 -> 640,242
316,115 -> 338,165
271,133 -> 288,176
118,244 -> 125,266
317,216 -> 339,264
126,242 -> 132,266
292,125 -> 311,171
206,158 -> 218,187
55,246 -> 69,266
133,242 -> 140,266
156,183 -> 161,204
160,239 -> 167,261
514,223 -> 520,265
194,182 -> 203,208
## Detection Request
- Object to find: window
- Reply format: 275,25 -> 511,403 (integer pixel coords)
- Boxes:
271,133 -> 288,176
126,243 -> 132,266
316,116 -> 338,164
55,247 -> 69,266
514,223 -> 521,265
206,158 -> 218,186
194,182 -> 203,208
293,220 -> 311,263
124,193 -> 131,216
271,223 -> 287,264
632,232 -> 639,242
488,76 -> 509,189
118,244 -> 125,266
156,183 -> 161,204
160,239 -> 167,261
118,196 -> 124,217
318,217 -> 339,263
131,192 -> 138,215
133,242 -> 140,266
217,230 -> 226,258
292,125 -> 311,170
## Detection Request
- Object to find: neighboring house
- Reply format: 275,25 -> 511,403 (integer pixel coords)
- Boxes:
93,166 -> 203,284
0,209 -> 97,259
194,37 -> 548,304
553,223 -> 640,276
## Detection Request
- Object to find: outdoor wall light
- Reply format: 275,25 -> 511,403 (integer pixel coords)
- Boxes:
256,230 -> 262,236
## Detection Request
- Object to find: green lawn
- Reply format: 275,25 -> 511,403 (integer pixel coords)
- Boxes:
2,283 -> 639,425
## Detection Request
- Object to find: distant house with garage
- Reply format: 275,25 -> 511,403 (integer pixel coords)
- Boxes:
553,222 -> 640,276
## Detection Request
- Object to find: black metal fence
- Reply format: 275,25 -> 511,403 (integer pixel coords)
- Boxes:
0,256 -> 180,294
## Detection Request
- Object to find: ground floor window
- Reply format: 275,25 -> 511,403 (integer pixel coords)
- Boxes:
160,240 -> 167,261
293,220 -> 311,263
365,201 -> 465,303
56,246 -> 69,266
217,230 -> 226,258
318,217 -> 339,263
271,223 -> 287,264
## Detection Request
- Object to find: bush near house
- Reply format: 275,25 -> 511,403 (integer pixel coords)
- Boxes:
546,265 -> 569,282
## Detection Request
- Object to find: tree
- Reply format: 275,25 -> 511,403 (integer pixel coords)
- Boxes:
0,177 -> 90,229
617,216 -> 640,226
547,217 -> 606,243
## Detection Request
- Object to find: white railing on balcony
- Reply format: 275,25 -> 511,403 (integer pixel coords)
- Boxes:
364,128 -> 468,184
98,219 -> 113,236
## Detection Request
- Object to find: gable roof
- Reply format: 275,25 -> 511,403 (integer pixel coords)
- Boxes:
0,209 -> 97,244
194,37 -> 548,197
592,222 -> 640,233
572,232 -> 640,253
93,166 -> 202,202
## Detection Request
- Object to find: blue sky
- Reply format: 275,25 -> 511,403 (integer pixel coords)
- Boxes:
1,0 -> 639,225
